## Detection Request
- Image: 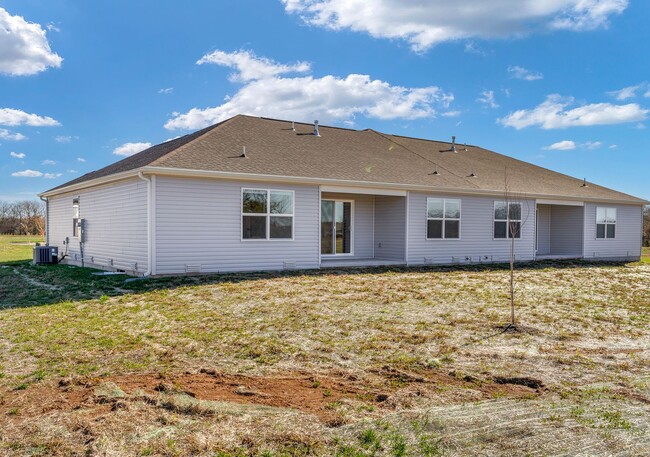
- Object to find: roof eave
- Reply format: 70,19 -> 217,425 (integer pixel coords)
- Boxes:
39,169 -> 142,198
39,165 -> 648,205
141,166 -> 647,205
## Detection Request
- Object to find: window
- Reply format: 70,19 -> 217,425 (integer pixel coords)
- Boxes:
72,198 -> 80,238
242,189 -> 294,240
494,201 -> 522,239
427,198 -> 461,239
596,207 -> 616,239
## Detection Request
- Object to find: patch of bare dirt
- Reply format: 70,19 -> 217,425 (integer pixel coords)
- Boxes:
0,368 -> 544,425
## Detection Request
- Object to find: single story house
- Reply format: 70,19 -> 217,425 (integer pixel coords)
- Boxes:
39,115 -> 646,275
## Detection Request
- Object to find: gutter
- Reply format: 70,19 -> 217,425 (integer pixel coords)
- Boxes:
137,172 -> 153,276
39,196 -> 48,245
141,166 -> 649,206
40,165 -> 650,207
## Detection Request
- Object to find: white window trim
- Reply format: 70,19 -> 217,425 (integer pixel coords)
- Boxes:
72,198 -> 80,239
493,201 -> 522,240
425,197 -> 461,240
595,206 -> 617,240
320,198 -> 355,257
241,188 -> 295,241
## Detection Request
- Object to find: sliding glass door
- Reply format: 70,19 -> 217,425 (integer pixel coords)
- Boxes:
321,200 -> 352,255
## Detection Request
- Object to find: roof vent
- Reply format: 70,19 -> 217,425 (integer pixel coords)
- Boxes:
468,171 -> 477,178
429,165 -> 440,176
451,136 -> 457,153
581,178 -> 588,188
291,121 -> 296,132
314,120 -> 320,137
241,146 -> 247,158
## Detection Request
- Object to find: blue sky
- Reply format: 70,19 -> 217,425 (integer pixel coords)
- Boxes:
1,0 -> 648,200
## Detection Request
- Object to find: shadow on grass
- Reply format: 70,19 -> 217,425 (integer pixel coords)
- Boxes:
0,258 -> 638,309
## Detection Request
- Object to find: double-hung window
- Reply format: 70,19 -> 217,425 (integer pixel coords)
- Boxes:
426,198 -> 461,239
494,201 -> 522,239
596,207 -> 616,239
242,189 -> 294,240
72,198 -> 80,238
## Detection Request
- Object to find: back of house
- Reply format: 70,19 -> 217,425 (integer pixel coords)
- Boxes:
39,115 -> 646,275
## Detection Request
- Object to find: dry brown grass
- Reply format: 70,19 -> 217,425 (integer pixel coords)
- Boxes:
0,261 -> 649,455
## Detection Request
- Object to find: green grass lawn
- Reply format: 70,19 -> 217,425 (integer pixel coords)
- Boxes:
642,246 -> 650,264
0,235 -> 45,263
1,236 -> 649,456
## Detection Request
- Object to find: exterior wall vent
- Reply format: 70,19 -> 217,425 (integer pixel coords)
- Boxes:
185,264 -> 201,273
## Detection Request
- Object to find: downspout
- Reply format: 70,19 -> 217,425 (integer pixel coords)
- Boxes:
39,196 -> 48,245
138,172 -> 153,276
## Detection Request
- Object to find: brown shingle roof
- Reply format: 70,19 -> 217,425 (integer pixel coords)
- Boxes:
43,114 -> 645,203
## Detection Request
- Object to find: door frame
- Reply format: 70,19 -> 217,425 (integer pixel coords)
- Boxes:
320,198 -> 355,257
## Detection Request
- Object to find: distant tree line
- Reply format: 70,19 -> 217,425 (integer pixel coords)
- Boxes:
643,206 -> 650,246
0,200 -> 45,236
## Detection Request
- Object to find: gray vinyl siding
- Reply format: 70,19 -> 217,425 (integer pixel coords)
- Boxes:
407,193 -> 536,265
47,178 -> 148,273
155,176 -> 319,274
320,192 -> 374,259
583,203 -> 643,259
374,196 -> 406,260
536,205 -> 551,255
548,206 -> 583,255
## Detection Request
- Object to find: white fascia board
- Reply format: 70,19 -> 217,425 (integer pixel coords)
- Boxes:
39,169 -> 140,197
40,165 -> 648,206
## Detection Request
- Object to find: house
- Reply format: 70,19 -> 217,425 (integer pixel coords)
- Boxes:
39,115 -> 646,275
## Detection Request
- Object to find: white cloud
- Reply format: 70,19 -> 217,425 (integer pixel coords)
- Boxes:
46,23 -> 60,33
607,84 -> 642,100
543,140 -> 603,150
158,87 -> 174,94
645,89 -> 650,98
463,41 -> 485,55
0,7 -> 63,76
41,159 -> 56,165
544,140 -> 576,150
197,49 -> 310,82
12,169 -> 42,177
166,50 -> 453,130
441,110 -> 461,117
43,172 -> 61,179
55,135 -> 77,143
477,90 -> 498,108
583,140 -> 602,149
0,128 -> 26,141
0,108 -> 60,126
499,94 -> 648,129
609,144 -> 617,149
282,0 -> 628,52
66,169 -> 77,173
508,65 -> 543,81
112,142 -> 152,156
551,0 -> 628,31
76,157 -> 86,162
10,151 -> 25,158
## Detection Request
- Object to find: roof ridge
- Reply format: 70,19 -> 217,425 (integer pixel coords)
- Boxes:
256,115 -> 364,133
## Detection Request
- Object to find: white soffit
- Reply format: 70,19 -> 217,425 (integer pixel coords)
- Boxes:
537,199 -> 584,207
320,185 -> 407,196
